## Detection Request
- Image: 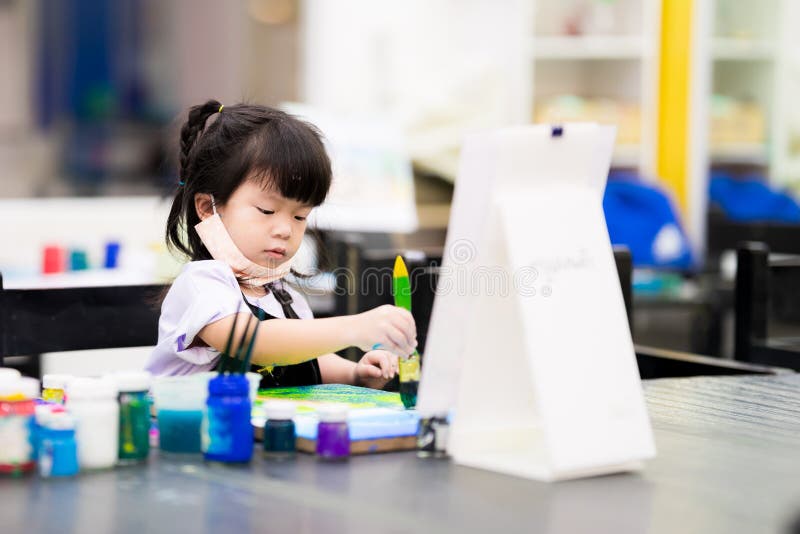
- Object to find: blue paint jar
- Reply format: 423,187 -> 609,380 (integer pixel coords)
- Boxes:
158,410 -> 202,453
152,375 -> 206,455
202,374 -> 252,463
263,401 -> 296,460
103,241 -> 120,269
33,405 -> 52,461
38,413 -> 79,478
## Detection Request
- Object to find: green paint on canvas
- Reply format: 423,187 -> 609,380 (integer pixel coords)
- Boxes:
255,384 -> 405,414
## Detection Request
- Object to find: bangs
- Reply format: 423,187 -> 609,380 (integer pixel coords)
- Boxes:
244,118 -> 331,207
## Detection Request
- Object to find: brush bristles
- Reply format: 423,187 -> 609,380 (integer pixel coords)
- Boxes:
217,311 -> 262,375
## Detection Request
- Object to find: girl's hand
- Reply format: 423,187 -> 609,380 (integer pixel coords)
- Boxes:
353,350 -> 398,389
350,305 -> 417,357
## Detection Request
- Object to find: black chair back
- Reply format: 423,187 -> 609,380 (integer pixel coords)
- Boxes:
735,242 -> 800,370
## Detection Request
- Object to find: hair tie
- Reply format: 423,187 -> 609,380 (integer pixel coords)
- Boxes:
218,104 -> 224,113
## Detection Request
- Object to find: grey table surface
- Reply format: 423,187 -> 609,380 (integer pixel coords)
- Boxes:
2,373 -> 800,534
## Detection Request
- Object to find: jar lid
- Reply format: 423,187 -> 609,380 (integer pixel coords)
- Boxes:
20,377 -> 40,399
0,368 -> 21,381
265,400 -> 296,420
208,373 -> 248,397
67,377 -> 118,401
317,404 -> 348,423
44,413 -> 76,431
43,374 -> 73,390
108,371 -> 152,392
35,404 -> 55,423
0,377 -> 39,400
36,404 -> 67,424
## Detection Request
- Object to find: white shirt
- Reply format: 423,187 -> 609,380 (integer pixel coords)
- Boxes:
145,260 -> 313,376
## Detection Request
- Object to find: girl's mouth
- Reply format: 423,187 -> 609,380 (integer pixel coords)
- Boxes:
265,248 -> 286,259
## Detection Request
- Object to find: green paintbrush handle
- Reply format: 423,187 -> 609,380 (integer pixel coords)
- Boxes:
393,275 -> 412,312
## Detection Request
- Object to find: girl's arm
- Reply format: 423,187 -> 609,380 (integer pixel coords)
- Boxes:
318,353 -> 357,384
196,305 -> 416,368
318,351 -> 399,389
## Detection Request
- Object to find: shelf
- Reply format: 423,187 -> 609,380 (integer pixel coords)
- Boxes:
527,3 -> 659,178
3,269 -> 163,289
712,38 -> 775,61
710,143 -> 767,165
531,36 -> 645,60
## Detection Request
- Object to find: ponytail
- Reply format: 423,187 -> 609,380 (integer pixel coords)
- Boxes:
179,100 -> 223,187
166,99 -> 222,260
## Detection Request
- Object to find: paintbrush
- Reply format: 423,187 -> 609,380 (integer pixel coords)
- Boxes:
393,255 -> 420,409
216,311 -> 241,373
393,255 -> 420,358
231,314 -> 255,374
239,316 -> 261,374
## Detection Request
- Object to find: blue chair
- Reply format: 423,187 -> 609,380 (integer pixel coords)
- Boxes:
603,176 -> 694,270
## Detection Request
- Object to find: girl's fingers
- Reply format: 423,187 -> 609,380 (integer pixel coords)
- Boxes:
393,309 -> 417,344
363,363 -> 382,378
361,351 -> 397,381
395,307 -> 414,328
396,325 -> 416,355
385,325 -> 412,357
372,350 -> 393,379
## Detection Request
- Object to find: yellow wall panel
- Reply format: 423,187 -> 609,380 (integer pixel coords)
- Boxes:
657,0 -> 693,214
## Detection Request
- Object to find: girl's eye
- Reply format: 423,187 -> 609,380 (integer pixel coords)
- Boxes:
294,216 -> 307,222
257,207 -> 274,215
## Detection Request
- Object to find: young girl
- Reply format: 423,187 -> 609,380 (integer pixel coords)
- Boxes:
145,100 -> 417,390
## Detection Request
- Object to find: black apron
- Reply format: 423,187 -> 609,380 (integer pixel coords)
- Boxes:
242,281 -> 322,389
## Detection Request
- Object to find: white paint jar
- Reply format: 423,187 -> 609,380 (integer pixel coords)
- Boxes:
67,378 -> 119,470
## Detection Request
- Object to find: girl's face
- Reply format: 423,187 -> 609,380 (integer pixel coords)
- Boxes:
201,179 -> 312,268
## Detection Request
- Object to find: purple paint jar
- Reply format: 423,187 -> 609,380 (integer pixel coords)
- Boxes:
315,405 -> 349,460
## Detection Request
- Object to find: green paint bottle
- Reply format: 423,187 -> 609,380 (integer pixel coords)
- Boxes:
111,372 -> 152,463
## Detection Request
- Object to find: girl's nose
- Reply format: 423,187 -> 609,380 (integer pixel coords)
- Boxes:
272,219 -> 292,239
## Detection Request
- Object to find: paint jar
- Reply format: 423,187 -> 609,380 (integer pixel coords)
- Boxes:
192,371 -> 261,402
0,368 -> 21,381
33,404 -> 58,460
32,404 -> 66,462
398,355 -> 420,409
38,412 -> 79,478
315,405 -> 349,461
67,377 -> 119,470
416,414 -> 450,458
152,375 -> 207,454
104,241 -> 121,269
42,245 -> 65,274
262,401 -> 296,460
110,371 -> 152,464
69,249 -> 89,271
202,374 -> 253,463
42,374 -> 72,404
0,377 -> 39,476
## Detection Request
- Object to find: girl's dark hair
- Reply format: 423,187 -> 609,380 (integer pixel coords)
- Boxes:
166,100 -> 332,262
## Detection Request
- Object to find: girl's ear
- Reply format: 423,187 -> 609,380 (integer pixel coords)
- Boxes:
194,193 -> 216,221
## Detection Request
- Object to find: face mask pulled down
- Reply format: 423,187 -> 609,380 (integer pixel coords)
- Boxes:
194,198 -> 293,286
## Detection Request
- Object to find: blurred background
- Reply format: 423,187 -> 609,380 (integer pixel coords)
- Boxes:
2,0 -> 800,373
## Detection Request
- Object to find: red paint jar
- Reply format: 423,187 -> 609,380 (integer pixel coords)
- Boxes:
0,377 -> 39,476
